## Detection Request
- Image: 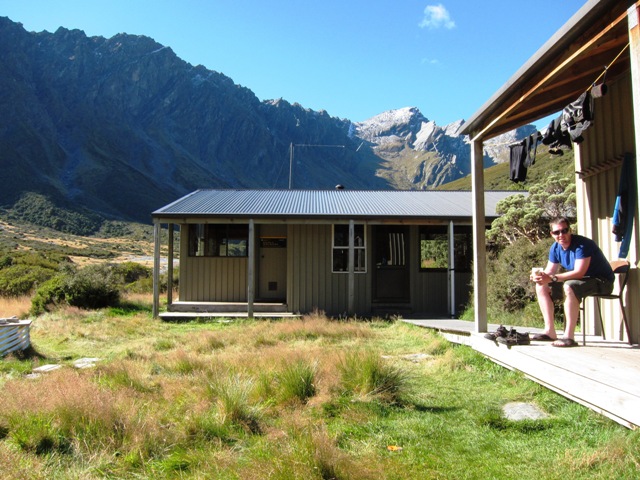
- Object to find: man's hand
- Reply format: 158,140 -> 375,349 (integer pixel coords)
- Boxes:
530,268 -> 552,284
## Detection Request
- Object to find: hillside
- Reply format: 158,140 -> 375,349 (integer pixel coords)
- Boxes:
437,146 -> 576,190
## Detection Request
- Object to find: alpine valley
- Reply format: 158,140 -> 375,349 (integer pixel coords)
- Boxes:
0,17 -> 536,232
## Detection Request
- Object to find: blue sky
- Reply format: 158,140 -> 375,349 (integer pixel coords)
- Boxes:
2,0 -> 587,126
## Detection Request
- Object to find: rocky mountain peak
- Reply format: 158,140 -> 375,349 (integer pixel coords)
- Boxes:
355,106 -> 428,142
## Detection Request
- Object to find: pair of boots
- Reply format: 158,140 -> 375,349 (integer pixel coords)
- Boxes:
484,325 -> 530,346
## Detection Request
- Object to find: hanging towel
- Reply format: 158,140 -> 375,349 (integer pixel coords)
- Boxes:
612,153 -> 636,259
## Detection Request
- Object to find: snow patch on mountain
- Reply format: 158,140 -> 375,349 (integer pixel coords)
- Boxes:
355,106 -> 427,142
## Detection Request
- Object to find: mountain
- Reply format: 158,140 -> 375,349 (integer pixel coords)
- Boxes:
355,107 -> 537,189
0,17 -> 536,231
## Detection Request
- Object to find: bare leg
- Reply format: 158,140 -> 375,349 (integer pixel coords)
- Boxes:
535,283 -> 557,338
562,284 -> 580,340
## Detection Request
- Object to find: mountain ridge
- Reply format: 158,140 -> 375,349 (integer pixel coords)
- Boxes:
0,17 -> 536,232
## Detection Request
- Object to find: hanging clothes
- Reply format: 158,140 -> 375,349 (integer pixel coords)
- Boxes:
541,90 -> 595,154
541,115 -> 572,154
612,153 -> 636,259
509,132 -> 540,182
560,90 -> 594,143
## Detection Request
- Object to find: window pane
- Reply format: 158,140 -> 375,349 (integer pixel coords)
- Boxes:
188,224 -> 249,257
453,227 -> 472,272
189,224 -> 204,256
374,227 -> 406,266
419,226 -> 473,271
334,225 -> 348,246
355,249 -> 366,272
419,226 -> 448,269
227,225 -> 248,256
333,248 -> 348,271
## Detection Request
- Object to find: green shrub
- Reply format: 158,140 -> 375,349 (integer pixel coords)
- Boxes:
31,263 -> 122,314
0,255 -> 13,269
113,262 -> 151,284
486,237 -> 553,312
30,275 -> 66,315
64,264 -> 121,309
0,264 -> 55,297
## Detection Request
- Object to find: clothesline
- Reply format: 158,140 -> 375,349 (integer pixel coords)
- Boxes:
585,42 -> 629,92
490,42 -> 631,150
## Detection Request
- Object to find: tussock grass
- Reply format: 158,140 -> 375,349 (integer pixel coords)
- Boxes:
276,358 -> 318,404
209,373 -> 262,433
338,348 -> 414,403
0,295 -> 31,318
0,311 -> 637,479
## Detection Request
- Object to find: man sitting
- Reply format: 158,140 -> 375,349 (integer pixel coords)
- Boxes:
530,217 -> 614,347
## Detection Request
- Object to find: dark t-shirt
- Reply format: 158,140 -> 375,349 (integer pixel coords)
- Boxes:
549,234 -> 614,282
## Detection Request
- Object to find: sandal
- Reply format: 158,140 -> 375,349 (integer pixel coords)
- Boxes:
551,338 -> 578,348
531,333 -> 556,341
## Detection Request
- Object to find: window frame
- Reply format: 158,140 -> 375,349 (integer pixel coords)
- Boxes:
332,224 -> 367,273
418,225 -> 473,273
188,224 -> 249,257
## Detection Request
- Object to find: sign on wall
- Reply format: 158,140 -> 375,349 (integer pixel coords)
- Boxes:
260,237 -> 287,248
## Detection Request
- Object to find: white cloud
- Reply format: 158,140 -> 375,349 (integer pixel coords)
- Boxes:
419,4 -> 455,29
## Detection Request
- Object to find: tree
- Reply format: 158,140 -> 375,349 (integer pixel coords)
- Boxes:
487,173 -> 576,246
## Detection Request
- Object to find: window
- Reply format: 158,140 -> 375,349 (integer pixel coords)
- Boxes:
374,227 -> 407,267
332,224 -> 366,273
188,224 -> 248,257
419,225 -> 472,272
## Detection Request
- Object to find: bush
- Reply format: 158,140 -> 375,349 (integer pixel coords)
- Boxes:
486,237 -> 553,312
113,262 -> 151,284
30,275 -> 66,315
64,264 -> 121,309
31,264 -> 122,314
0,265 -> 55,297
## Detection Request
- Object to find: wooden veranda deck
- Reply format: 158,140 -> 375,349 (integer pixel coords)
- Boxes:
403,319 -> 640,430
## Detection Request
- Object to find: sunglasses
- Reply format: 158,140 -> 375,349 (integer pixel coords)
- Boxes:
551,227 -> 569,236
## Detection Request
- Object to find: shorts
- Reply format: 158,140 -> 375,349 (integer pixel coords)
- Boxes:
550,277 -> 614,301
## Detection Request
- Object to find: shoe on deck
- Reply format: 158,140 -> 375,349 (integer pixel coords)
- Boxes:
484,325 -> 508,341
496,329 -> 531,346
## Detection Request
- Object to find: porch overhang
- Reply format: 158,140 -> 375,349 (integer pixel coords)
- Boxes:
458,0 -> 633,141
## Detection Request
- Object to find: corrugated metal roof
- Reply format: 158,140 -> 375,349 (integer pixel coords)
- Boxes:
152,189 -> 521,220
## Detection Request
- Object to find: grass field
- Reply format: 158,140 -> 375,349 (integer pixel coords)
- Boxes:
1,296 -> 638,480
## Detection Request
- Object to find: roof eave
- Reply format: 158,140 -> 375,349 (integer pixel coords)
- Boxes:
457,0 -> 624,139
